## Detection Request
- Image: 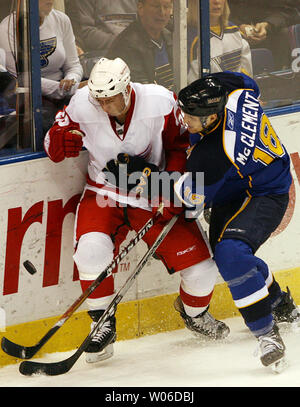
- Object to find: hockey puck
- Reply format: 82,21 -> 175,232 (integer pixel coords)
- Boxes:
23,260 -> 37,275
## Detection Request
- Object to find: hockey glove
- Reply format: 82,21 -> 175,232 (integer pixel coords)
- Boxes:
45,125 -> 84,162
63,129 -> 84,157
103,153 -> 159,195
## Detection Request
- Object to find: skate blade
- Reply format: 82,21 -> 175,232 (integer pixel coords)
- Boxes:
190,328 -> 230,341
85,344 -> 114,363
270,356 -> 289,374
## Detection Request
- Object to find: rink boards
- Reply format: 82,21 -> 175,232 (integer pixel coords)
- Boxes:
0,111 -> 300,366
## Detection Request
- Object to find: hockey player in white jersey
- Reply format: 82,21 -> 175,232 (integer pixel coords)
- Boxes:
44,57 -> 230,363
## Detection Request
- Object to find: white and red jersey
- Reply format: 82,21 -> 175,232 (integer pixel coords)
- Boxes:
44,82 -> 188,209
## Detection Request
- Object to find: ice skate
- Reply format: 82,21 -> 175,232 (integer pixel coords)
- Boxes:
273,287 -> 300,325
257,324 -> 287,373
85,310 -> 116,363
174,296 -> 230,339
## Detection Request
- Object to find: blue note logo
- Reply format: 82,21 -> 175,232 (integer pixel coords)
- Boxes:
40,37 -> 57,68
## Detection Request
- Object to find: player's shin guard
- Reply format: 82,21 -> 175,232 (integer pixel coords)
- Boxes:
215,239 -> 275,336
73,232 -> 117,362
180,259 -> 217,316
214,239 -> 287,368
175,260 -> 230,339
74,231 -> 116,310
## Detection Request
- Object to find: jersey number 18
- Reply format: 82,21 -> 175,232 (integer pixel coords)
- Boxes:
253,114 -> 285,166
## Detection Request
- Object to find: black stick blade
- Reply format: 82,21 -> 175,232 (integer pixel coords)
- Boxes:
19,353 -> 78,376
1,337 -> 38,359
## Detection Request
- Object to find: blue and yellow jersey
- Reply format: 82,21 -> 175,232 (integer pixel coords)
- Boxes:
188,23 -> 253,79
176,72 -> 292,211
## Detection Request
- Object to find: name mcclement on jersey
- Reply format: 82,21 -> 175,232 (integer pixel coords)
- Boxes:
175,76 -> 292,211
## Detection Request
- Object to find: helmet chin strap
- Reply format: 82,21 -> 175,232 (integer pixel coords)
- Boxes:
89,86 -> 132,119
114,87 -> 132,120
122,86 -> 132,107
122,85 -> 132,110
200,112 -> 223,133
199,115 -> 209,129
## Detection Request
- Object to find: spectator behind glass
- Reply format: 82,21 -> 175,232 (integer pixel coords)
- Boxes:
0,50 -> 15,117
188,0 -> 253,83
0,0 -> 83,132
228,0 -> 300,70
64,0 -> 137,54
0,0 -> 11,23
106,0 -> 174,91
0,49 -> 17,149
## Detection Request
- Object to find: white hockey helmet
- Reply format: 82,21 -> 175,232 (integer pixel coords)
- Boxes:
88,57 -> 131,104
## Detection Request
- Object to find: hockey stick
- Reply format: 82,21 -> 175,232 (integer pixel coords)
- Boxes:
19,211 -> 179,376
1,203 -> 165,360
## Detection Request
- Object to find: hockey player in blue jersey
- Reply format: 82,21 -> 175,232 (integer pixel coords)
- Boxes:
105,70 -> 299,369
174,71 -> 300,370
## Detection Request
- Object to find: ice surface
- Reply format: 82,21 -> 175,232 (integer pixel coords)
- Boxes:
0,316 -> 300,388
